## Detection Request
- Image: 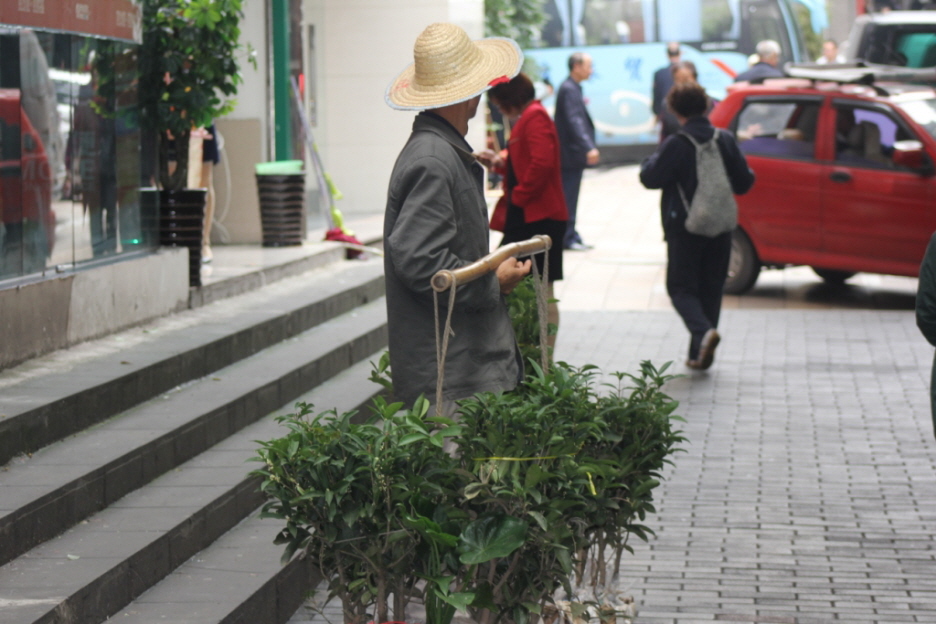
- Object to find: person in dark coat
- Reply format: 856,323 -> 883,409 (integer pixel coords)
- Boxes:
916,232 -> 936,439
554,51 -> 599,251
639,82 -> 755,370
658,60 -> 718,141
383,23 -> 530,410
734,39 -> 785,83
652,42 -> 681,137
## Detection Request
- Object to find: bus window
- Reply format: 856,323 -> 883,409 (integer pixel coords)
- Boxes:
537,0 -> 809,61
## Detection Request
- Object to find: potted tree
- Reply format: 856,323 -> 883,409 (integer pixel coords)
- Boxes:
138,0 -> 251,283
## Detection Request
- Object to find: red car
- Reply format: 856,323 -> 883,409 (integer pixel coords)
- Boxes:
1,89 -> 55,264
709,69 -> 936,294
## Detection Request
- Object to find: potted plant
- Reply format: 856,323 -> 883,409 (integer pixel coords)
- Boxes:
138,0 -> 252,282
140,0 -> 249,190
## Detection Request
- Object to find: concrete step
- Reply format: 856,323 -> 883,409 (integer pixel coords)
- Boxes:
115,359 -> 386,624
0,258 -> 384,467
0,289 -> 387,570
0,355 -> 384,624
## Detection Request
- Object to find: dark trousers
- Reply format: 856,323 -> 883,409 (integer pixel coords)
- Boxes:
561,167 -> 584,247
666,228 -> 732,359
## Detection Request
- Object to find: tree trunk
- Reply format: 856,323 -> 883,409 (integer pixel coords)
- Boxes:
158,126 -> 191,191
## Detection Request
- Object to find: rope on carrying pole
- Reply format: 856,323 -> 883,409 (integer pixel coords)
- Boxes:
430,235 -> 552,415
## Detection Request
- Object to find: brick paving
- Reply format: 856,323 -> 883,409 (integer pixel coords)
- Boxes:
556,308 -> 936,624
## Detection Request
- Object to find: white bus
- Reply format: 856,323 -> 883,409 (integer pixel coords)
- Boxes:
525,0 -> 826,148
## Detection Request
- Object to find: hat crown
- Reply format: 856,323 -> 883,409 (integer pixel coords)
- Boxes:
385,22 -> 521,111
413,23 -> 482,89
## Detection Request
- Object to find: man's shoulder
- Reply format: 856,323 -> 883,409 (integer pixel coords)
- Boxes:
735,63 -> 783,82
393,131 -> 457,174
557,77 -> 578,94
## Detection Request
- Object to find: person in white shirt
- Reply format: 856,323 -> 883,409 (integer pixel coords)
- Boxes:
816,40 -> 844,64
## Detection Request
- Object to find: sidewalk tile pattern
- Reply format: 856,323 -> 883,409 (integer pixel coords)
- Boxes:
557,309 -> 936,624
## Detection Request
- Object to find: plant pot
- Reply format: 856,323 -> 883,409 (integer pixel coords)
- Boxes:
158,188 -> 206,287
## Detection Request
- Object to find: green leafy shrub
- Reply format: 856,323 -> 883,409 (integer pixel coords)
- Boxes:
253,394 -> 468,624
253,358 -> 684,624
506,275 -> 556,366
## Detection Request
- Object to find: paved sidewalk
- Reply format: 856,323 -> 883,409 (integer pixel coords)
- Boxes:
556,308 -> 935,624
553,165 -> 935,623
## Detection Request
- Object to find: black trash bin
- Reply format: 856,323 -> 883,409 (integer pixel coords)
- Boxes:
256,161 -> 305,247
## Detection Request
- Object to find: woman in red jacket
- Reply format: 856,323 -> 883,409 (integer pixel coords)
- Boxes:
478,72 -> 569,348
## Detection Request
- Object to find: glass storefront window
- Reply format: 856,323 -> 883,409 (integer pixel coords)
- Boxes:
0,27 -> 152,282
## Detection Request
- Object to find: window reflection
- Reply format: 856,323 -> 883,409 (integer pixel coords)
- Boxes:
0,28 -> 149,282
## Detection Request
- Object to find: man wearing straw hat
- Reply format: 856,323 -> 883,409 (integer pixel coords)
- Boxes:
384,22 -> 531,409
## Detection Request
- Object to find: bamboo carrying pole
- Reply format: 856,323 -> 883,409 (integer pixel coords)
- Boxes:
430,234 -> 553,413
431,234 -> 552,292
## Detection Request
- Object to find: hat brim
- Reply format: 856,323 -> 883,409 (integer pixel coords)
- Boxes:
386,37 -> 523,111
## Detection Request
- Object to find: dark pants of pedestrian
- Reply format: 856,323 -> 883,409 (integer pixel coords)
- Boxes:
561,167 -> 584,248
666,227 -> 732,361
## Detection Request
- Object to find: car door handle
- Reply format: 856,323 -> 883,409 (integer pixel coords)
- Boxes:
829,170 -> 852,183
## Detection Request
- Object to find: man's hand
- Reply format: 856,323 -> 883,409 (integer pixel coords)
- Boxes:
586,148 -> 600,166
474,149 -> 504,170
496,257 -> 532,294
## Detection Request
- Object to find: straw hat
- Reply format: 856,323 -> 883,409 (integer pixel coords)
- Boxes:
386,23 -> 522,111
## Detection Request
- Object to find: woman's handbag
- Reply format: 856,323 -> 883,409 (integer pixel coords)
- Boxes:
490,197 -> 507,232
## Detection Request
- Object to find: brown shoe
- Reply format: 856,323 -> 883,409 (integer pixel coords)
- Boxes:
697,329 -> 721,370
686,358 -> 704,370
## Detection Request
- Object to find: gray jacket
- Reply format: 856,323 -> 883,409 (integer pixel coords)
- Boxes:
916,231 -> 936,439
384,113 -> 521,407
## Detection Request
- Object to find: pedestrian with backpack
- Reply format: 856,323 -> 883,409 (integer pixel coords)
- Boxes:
639,82 -> 755,370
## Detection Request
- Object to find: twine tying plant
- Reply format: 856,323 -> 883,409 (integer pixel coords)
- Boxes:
431,235 -> 552,416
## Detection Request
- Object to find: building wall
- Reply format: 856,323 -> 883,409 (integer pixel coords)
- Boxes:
208,0 -> 269,244
311,0 -> 486,217
223,0 -> 487,227
0,247 -> 189,370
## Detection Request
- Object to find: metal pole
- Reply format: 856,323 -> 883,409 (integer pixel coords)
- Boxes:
271,0 -> 292,161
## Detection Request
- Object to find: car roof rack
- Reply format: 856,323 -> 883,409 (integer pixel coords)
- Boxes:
782,62 -> 936,96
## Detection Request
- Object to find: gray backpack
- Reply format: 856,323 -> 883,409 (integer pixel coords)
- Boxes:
676,128 -> 737,237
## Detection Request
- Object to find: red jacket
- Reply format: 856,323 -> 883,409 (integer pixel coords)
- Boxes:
495,100 -> 568,224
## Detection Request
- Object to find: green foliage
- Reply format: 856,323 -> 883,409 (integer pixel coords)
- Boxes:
702,1 -> 734,42
485,0 -> 549,49
794,3 -> 823,62
139,0 -> 253,190
252,397 -> 463,624
253,358 -> 685,624
505,275 -> 555,367
454,359 -> 686,622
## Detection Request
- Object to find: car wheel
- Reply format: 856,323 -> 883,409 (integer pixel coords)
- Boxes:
724,228 -> 760,295
811,267 -> 856,284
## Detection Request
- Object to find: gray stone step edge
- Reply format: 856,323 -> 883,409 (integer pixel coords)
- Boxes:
188,244 -> 348,310
0,298 -> 388,571
0,353 -> 386,624
188,223 -> 385,310
0,260 -> 385,468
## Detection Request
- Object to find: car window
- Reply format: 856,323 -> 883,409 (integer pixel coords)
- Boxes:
896,32 -> 936,68
897,97 -> 936,142
734,100 -> 819,160
834,105 -> 916,170
863,25 -> 936,67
